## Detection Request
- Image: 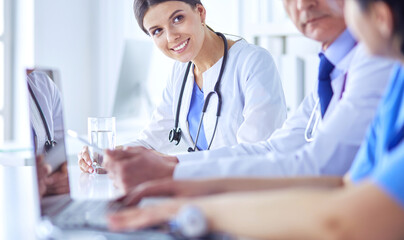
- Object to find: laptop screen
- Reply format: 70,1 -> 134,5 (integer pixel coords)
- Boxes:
27,69 -> 71,216
25,71 -> 195,238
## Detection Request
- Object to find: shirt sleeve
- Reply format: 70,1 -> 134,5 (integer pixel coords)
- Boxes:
235,46 -> 287,143
174,45 -> 394,178
372,142 -> 404,208
350,64 -> 404,208
349,64 -> 402,182
349,114 -> 379,182
176,91 -> 315,163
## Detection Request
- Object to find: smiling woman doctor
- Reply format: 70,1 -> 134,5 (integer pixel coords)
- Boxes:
78,0 -> 287,173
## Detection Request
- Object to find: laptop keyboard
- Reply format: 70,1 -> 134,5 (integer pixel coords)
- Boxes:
53,200 -> 122,229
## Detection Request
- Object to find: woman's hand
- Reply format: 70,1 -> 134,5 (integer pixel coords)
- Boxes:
37,157 -> 70,197
104,147 -> 178,194
77,146 -> 94,173
115,178 -> 226,206
108,198 -> 187,232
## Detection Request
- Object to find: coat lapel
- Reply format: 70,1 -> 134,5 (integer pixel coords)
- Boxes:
201,59 -> 223,147
179,68 -> 195,146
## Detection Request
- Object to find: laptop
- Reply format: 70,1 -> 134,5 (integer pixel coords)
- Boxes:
26,70 -> 178,239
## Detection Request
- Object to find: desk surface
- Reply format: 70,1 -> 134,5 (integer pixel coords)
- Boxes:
0,157 -> 125,240
1,158 -> 239,240
0,157 -> 185,240
68,156 -> 123,200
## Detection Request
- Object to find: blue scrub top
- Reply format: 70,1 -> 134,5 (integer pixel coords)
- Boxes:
187,81 -> 209,150
350,63 -> 404,208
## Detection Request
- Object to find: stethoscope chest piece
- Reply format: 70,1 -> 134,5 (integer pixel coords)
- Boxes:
169,32 -> 228,150
44,140 -> 57,153
169,128 -> 182,145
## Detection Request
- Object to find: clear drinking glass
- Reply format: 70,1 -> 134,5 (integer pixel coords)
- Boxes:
88,117 -> 116,174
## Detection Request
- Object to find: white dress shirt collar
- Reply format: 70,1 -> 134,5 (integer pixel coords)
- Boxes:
322,29 -> 357,67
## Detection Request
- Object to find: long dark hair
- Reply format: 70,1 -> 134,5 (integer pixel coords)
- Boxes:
133,0 -> 202,35
356,0 -> 404,54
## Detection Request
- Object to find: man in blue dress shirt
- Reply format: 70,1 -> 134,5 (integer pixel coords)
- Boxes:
103,0 -> 395,192
108,0 -> 404,238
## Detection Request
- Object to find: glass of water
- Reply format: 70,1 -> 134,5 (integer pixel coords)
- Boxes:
88,117 -> 116,174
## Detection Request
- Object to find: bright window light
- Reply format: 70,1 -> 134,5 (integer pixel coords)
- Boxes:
0,0 -> 3,36
0,42 -> 3,111
0,116 -> 3,145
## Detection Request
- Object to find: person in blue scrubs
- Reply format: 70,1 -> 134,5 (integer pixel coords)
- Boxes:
349,64 -> 404,206
187,80 -> 208,150
107,0 -> 404,238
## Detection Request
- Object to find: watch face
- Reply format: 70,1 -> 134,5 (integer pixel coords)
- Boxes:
175,205 -> 208,238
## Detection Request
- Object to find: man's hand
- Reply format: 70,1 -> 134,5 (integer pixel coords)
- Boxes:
37,157 -> 70,197
45,162 -> 70,195
36,155 -> 51,199
116,179 -> 227,206
104,146 -> 178,193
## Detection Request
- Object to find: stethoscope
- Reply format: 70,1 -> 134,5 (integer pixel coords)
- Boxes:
304,99 -> 321,142
28,82 -> 57,153
169,32 -> 228,152
305,42 -> 359,142
304,72 -> 348,142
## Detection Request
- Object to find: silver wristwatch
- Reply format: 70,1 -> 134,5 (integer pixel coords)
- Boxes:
172,204 -> 209,238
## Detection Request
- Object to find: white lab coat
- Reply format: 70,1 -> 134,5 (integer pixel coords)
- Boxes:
130,39 -> 287,154
27,71 -> 64,155
175,43 -> 395,178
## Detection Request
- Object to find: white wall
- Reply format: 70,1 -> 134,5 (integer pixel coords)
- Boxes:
239,0 -> 320,113
203,0 -> 240,35
92,0 -> 126,118
34,0 -> 128,135
35,0 -> 95,134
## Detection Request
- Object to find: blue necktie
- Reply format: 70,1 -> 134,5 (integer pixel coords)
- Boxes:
318,53 -> 335,117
